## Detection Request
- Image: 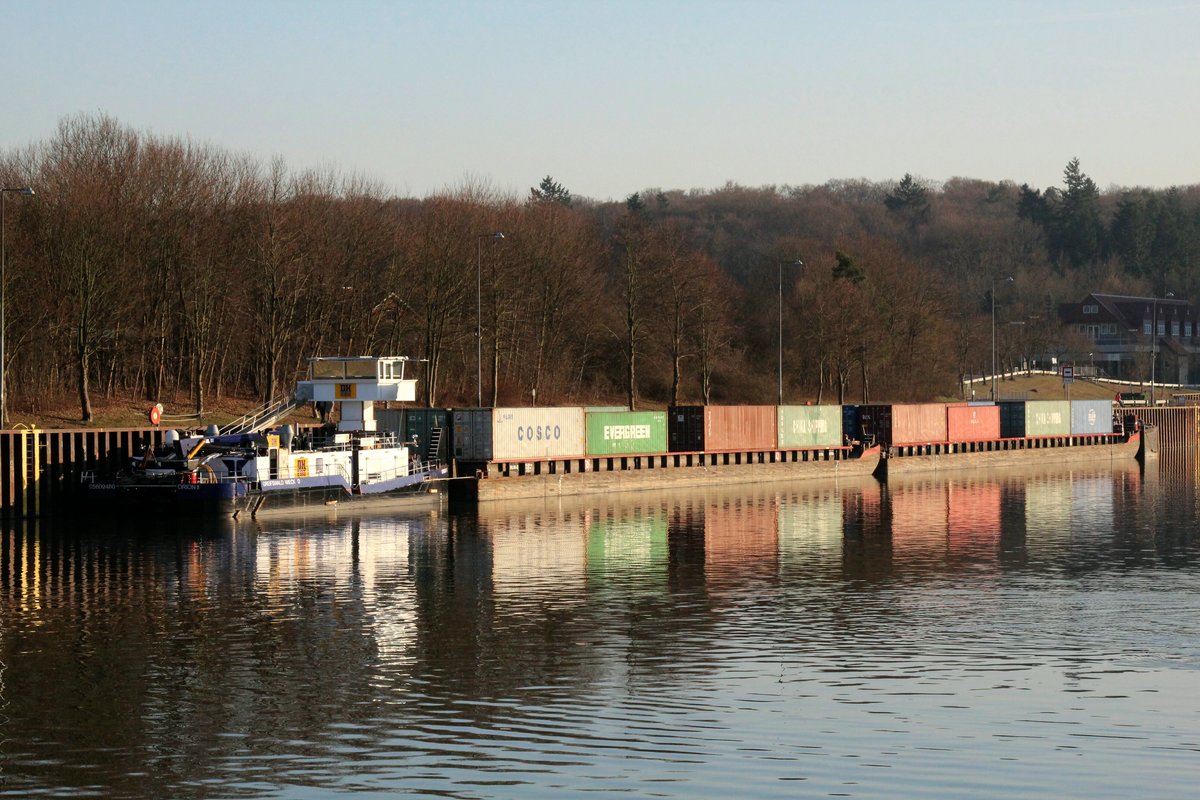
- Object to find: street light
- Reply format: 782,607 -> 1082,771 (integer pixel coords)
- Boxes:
1150,291 -> 1174,405
991,276 -> 1013,402
476,231 -> 504,407
778,259 -> 803,405
1,186 -> 35,429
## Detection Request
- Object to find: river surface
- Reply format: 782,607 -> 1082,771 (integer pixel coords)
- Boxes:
2,462 -> 1198,799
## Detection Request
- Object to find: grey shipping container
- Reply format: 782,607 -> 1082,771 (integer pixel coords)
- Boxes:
1070,400 -> 1114,434
452,408 -> 492,462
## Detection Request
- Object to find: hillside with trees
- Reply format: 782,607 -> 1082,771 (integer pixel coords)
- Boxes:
3,114 -> 1199,422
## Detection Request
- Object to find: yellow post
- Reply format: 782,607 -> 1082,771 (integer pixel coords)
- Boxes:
14,424 -> 40,517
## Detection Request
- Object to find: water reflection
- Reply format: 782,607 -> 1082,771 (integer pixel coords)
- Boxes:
2,464 -> 1198,799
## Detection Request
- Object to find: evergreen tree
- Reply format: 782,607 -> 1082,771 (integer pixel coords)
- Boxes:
529,175 -> 572,206
884,173 -> 930,227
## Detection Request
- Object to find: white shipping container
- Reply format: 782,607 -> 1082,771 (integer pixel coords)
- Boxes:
491,407 -> 586,460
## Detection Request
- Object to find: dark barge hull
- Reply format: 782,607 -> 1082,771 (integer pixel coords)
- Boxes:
879,432 -> 1143,477
471,446 -> 882,503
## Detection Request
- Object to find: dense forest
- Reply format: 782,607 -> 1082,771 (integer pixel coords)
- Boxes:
2,113 -> 1199,421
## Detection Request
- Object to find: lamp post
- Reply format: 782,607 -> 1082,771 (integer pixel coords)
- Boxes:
476,231 -> 504,407
1150,291 -> 1174,405
1,186 -> 35,429
778,259 -> 803,405
990,276 -> 1013,402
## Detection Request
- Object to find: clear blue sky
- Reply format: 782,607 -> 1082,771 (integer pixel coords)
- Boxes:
5,0 -> 1199,200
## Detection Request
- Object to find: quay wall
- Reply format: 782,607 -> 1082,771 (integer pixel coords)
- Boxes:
1,427 -> 164,519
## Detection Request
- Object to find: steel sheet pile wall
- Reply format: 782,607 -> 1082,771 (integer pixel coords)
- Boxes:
703,406 -> 777,452
891,403 -> 948,445
585,411 -> 667,456
946,404 -> 1001,442
1024,400 -> 1072,436
1070,400 -> 1114,435
492,407 -> 586,460
1,427 -> 163,518
777,405 -> 843,448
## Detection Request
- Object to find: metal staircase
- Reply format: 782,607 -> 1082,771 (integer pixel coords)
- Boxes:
223,385 -> 312,435
425,426 -> 444,463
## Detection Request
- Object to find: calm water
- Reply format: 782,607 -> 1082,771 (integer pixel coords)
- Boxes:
2,462 -> 1198,799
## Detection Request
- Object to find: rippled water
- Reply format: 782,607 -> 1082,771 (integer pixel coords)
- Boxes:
2,461 -> 1198,798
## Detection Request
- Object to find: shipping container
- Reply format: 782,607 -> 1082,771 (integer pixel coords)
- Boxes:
375,407 -> 449,460
999,401 -> 1026,438
704,405 -> 777,451
1025,400 -> 1071,436
451,408 -> 492,462
777,405 -> 843,448
668,406 -> 705,452
1070,399 -> 1114,435
842,405 -> 861,443
891,403 -> 949,445
492,407 -> 586,461
584,405 -> 629,413
406,408 -> 450,460
856,404 -> 893,446
946,404 -> 1001,442
585,410 -> 667,456
376,408 -> 404,434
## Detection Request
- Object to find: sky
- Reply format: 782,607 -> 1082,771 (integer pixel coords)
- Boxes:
5,0 -> 1200,201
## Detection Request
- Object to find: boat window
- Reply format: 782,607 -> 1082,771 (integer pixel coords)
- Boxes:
311,361 -> 345,379
344,360 -> 376,378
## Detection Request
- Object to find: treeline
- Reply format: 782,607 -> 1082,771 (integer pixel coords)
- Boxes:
3,114 -> 1199,421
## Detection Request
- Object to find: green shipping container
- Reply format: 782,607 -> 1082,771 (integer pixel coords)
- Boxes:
1024,400 -> 1071,436
777,405 -> 844,448
585,410 -> 667,456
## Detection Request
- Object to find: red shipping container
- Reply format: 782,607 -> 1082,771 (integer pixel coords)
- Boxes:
703,405 -> 777,451
946,405 -> 1001,442
891,403 -> 949,445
